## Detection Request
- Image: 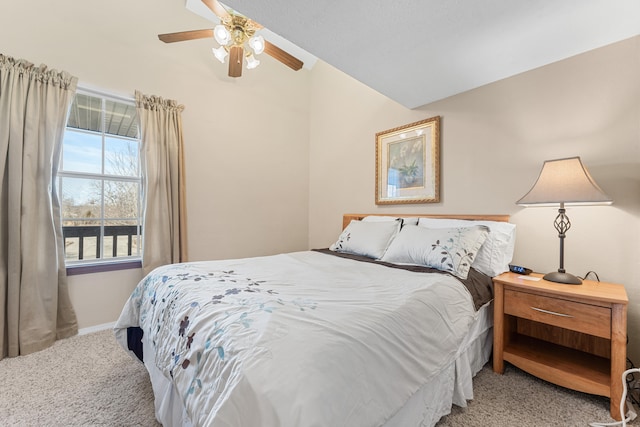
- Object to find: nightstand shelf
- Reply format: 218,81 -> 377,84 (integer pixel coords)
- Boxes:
493,272 -> 628,421
504,334 -> 610,396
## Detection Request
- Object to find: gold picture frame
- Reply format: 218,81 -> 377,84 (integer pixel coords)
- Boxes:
375,116 -> 440,205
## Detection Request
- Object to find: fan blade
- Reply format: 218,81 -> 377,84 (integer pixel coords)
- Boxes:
263,41 -> 303,71
201,0 -> 231,21
158,29 -> 213,43
228,45 -> 243,77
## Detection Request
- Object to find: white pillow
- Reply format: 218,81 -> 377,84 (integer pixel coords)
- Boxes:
361,215 -> 419,226
417,218 -> 516,277
381,225 -> 489,279
329,219 -> 402,259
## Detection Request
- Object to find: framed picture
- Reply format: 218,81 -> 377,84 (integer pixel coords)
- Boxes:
375,116 -> 440,205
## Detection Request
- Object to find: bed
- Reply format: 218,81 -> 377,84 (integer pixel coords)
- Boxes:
115,213 -> 515,426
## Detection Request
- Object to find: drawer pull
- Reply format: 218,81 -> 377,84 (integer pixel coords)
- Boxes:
530,307 -> 574,318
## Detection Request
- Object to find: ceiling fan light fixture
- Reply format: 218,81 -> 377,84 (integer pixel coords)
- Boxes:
246,54 -> 260,69
212,46 -> 228,63
158,0 -> 304,78
248,35 -> 265,55
214,24 -> 231,46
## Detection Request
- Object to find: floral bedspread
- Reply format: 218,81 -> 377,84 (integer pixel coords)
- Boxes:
114,250 -> 478,427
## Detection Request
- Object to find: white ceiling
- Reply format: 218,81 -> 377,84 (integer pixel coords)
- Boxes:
189,0 -> 640,109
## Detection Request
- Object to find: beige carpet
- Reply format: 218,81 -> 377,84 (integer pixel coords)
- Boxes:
0,330 -> 159,427
437,364 -> 612,426
0,329 -> 616,426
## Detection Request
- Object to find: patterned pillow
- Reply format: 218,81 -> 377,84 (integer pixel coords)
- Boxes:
417,218 -> 516,277
329,219 -> 402,259
381,225 -> 489,279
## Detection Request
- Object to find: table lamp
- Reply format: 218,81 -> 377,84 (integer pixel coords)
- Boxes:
516,156 -> 612,284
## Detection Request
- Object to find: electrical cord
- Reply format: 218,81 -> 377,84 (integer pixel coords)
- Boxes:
626,359 -> 640,409
580,271 -> 601,282
589,368 -> 640,427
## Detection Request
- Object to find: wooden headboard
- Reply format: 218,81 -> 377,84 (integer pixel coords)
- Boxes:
342,213 -> 510,230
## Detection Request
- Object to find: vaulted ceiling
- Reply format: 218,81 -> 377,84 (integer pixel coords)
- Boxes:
189,0 -> 640,109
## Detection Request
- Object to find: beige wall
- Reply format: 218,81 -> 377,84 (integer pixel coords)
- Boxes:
308,36 -> 640,361
68,269 -> 144,330
1,0 -> 310,329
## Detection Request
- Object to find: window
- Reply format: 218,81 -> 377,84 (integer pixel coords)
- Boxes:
57,89 -> 142,267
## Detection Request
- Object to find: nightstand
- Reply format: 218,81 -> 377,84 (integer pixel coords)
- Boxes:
493,272 -> 628,420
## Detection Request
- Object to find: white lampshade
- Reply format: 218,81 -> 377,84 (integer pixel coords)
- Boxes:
212,46 -> 228,63
517,157 -> 612,207
246,54 -> 260,69
248,35 -> 265,55
214,25 -> 231,46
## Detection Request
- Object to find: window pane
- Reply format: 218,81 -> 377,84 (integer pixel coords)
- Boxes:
67,93 -> 102,133
61,131 -> 102,174
62,219 -> 101,261
59,90 -> 143,264
104,180 -> 139,219
60,177 -> 102,220
104,137 -> 139,177
105,100 -> 139,138
63,236 -> 80,260
103,220 -> 141,258
79,236 -> 99,260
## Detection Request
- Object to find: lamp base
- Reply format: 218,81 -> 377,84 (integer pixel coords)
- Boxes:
543,271 -> 582,285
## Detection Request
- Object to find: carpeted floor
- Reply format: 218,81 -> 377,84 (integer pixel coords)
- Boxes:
0,329 -> 617,426
0,330 -> 159,427
437,364 -> 613,427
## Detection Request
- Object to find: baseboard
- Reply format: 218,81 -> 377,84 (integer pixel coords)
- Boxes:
78,321 -> 116,335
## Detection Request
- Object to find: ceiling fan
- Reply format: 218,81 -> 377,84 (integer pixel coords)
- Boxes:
158,0 -> 303,78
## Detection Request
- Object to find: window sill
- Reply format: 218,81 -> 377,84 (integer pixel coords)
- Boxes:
66,259 -> 142,276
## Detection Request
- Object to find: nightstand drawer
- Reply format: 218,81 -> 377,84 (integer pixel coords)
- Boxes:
504,289 -> 611,339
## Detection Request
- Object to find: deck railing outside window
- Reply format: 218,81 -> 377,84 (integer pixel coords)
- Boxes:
63,225 -> 141,261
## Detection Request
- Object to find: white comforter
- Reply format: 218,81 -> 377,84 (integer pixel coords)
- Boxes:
115,250 -> 477,427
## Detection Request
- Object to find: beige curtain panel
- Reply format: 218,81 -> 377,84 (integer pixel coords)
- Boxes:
0,54 -> 79,359
135,91 -> 188,276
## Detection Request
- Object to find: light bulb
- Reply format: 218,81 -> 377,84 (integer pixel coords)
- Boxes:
212,46 -> 228,63
248,35 -> 265,55
214,25 -> 231,46
246,54 -> 260,69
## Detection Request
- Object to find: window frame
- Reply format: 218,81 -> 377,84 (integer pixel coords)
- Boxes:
58,87 -> 143,274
